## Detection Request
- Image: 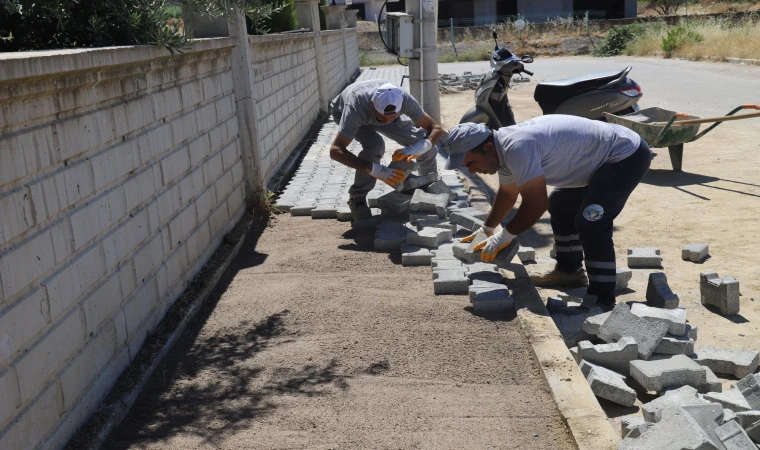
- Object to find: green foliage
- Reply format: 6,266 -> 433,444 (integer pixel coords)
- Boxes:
262,0 -> 297,34
640,0 -> 696,15
661,25 -> 704,55
593,24 -> 647,57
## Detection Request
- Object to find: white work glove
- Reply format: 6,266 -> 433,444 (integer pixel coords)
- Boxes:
459,225 -> 495,244
370,162 -> 406,187
392,139 -> 433,162
473,227 -> 517,262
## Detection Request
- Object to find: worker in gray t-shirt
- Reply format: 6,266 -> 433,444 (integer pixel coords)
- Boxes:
443,115 -> 651,309
330,79 -> 445,219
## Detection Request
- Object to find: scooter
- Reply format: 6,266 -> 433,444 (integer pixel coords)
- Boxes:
460,30 -> 643,128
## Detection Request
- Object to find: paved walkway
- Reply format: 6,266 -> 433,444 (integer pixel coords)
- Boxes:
102,69 -> 574,449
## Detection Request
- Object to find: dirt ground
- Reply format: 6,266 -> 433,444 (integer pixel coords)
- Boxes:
439,71 -> 760,429
103,214 -> 575,449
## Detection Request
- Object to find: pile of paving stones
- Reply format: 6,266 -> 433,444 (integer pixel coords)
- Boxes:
439,72 -> 487,91
545,244 -> 757,448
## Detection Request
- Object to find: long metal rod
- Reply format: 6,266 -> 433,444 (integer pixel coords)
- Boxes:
650,110 -> 760,127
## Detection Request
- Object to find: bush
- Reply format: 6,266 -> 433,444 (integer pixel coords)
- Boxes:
593,24 -> 647,57
661,25 -> 704,55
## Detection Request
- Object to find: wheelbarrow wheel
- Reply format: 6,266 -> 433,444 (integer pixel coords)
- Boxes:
668,144 -> 684,172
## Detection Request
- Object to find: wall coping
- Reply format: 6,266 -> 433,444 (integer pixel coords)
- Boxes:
0,37 -> 236,82
321,29 -> 345,37
248,32 -> 316,45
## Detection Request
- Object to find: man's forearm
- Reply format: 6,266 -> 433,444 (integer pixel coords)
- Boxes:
426,124 -> 445,146
504,201 -> 546,235
484,187 -> 518,229
330,145 -> 371,173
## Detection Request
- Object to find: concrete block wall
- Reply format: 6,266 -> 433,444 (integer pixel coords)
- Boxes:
0,38 -> 247,449
345,29 -> 360,81
322,30 -> 350,100
248,34 -> 320,183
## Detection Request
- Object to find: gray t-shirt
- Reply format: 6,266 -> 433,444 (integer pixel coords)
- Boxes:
496,115 -> 643,188
334,79 -> 425,140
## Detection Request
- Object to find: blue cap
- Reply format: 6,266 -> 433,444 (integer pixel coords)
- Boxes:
440,123 -> 491,170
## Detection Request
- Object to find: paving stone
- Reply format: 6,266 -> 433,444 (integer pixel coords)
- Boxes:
352,216 -> 382,230
470,288 -> 514,314
432,259 -> 464,270
704,386 -> 753,412
621,416 -> 648,438
399,172 -> 438,192
492,240 -> 520,269
687,325 -> 699,340
579,359 -> 626,380
452,241 -> 470,260
448,211 -> 484,232
407,227 -> 453,248
401,244 -> 433,266
681,403 -> 725,448
433,270 -> 470,295
290,204 -> 316,216
409,212 -> 440,224
627,247 -> 662,268
409,190 -> 449,218
587,364 -> 637,407
582,311 -> 611,335
616,268 -> 633,291
736,411 -> 760,429
716,419 -> 756,449
374,232 -> 405,252
416,219 -> 456,233
736,374 -> 760,410
380,208 -> 410,221
336,207 -> 353,221
311,205 -> 338,219
655,334 -> 696,356
432,267 -> 468,279
552,307 -> 604,347
683,243 -> 710,262
464,262 -> 503,283
619,405 -> 720,450
598,303 -> 670,360
424,179 -> 457,201
646,272 -> 680,309
630,354 -> 708,392
723,408 -> 738,425
641,386 -> 711,423
631,303 -> 688,335
693,346 -> 760,379
376,191 -> 413,214
701,272 -> 741,316
744,417 -> 760,443
517,246 -> 535,262
570,346 -> 580,363
578,336 -> 638,375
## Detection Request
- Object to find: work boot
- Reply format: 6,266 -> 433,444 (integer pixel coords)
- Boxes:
347,196 -> 372,220
528,264 -> 588,288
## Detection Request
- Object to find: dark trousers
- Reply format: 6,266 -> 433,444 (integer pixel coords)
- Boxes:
548,142 -> 652,304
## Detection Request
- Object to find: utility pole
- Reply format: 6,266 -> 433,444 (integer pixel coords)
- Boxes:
406,0 -> 422,104
420,0 -> 440,123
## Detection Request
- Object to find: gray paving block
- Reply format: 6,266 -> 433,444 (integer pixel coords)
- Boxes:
452,241 -> 470,260
492,240 -> 520,269
688,325 -> 699,340
470,288 -> 514,314
424,179 -> 457,201
409,212 -> 440,224
723,408 -> 738,425
627,247 -> 663,268
380,208 -> 410,221
598,303 -> 670,360
655,334 -> 696,356
517,246 -> 536,262
736,411 -> 760,429
407,227 -> 453,248
578,359 -> 626,380
621,416 -> 648,438
464,262 -> 503,283
641,386 -> 711,423
701,272 -> 741,316
587,366 -> 637,407
683,243 -> 710,262
432,268 -> 468,280
431,259 -> 464,270
401,244 -> 433,267
631,303 -> 688,336
744,418 -> 760,443
736,374 -> 760,410
704,387 -> 753,413
582,311 -> 611,335
290,204 -> 316,216
311,205 -> 338,219
616,268 -> 633,291
646,272 -> 681,309
398,172 -> 438,192
352,216 -> 382,230
619,405 -> 720,450
416,219 -> 456,233
630,354 -> 708,392
448,211 -> 484,232
336,207 -> 353,221
578,336 -> 638,375
693,346 -> 760,379
716,419 -> 756,449
570,346 -> 580,363
681,403 -> 725,448
376,191 -> 413,214
552,307 -> 604,347
374,232 -> 405,252
433,270 -> 470,295
409,190 -> 449,217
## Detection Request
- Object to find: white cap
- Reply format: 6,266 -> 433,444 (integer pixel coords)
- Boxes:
371,83 -> 404,115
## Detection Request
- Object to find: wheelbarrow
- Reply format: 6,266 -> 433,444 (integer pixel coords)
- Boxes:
604,104 -> 760,171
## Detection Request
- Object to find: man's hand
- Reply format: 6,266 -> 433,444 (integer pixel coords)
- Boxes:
473,228 -> 517,262
459,226 -> 495,243
392,139 -> 433,162
370,163 -> 406,186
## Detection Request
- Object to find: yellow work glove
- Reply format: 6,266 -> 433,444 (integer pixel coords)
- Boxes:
391,139 -> 433,162
459,226 -> 495,243
473,228 -> 517,262
370,163 -> 406,187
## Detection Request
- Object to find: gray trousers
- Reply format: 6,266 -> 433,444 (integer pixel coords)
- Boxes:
332,109 -> 439,197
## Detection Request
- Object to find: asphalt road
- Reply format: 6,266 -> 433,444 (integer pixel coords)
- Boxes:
439,56 -> 760,118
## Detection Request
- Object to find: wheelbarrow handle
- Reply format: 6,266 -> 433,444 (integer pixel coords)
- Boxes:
743,104 -> 760,110
650,110 -> 760,126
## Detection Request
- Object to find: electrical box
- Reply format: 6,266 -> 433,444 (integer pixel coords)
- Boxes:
384,12 -> 414,58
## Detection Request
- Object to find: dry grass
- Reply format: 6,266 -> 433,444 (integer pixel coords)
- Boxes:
638,0 -> 760,16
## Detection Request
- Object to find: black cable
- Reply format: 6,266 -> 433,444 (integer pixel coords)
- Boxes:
397,56 -> 408,67
377,0 -> 393,54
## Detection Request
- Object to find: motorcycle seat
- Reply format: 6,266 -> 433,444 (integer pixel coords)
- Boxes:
533,69 -> 626,105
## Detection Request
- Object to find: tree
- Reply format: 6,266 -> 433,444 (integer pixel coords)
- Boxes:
640,0 -> 693,16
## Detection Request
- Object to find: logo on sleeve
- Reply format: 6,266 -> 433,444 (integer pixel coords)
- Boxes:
583,204 -> 604,221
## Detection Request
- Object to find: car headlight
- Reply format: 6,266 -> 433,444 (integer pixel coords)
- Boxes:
475,79 -> 498,101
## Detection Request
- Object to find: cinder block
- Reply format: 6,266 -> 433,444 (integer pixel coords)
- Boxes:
646,273 -> 680,309
655,334 -> 696,356
407,227 -> 453,248
641,385 -> 710,422
582,311 -> 611,335
631,303 -> 687,336
416,219 -> 456,233
587,365 -> 637,407
682,243 -> 709,262
517,246 -> 535,262
619,406 -> 717,450
401,244 -> 433,266
409,190 -> 449,218
700,272 -> 740,316
433,270 -> 469,295
376,191 -> 412,214
577,337 -> 638,375
704,386 -> 753,412
630,354 -> 707,392
552,307 -> 604,347
716,419 -> 755,449
448,211 -> 484,232
616,268 -> 633,291
423,179 -> 457,201
627,247 -> 662,268
598,303 -> 669,360
693,346 -> 760,379
736,374 -> 760,410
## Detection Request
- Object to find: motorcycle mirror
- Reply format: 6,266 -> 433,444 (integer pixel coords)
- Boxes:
492,29 -> 498,50
521,55 -> 534,63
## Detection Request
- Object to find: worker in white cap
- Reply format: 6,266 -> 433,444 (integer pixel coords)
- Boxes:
330,79 -> 444,219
